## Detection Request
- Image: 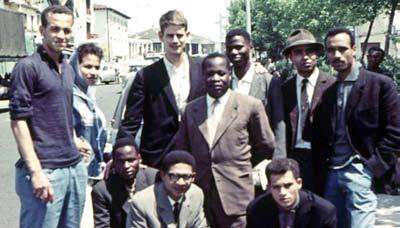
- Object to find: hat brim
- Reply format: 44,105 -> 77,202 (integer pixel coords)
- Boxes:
282,41 -> 324,56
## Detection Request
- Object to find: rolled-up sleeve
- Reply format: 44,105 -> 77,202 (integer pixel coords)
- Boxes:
9,59 -> 36,120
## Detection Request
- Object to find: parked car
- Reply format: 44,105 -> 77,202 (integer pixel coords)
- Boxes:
98,64 -> 117,84
120,60 -> 153,88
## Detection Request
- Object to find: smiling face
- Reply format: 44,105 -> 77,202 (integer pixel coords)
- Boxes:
159,25 -> 190,59
204,56 -> 231,98
79,54 -> 101,85
225,35 -> 252,68
161,163 -> 195,201
40,12 -> 73,54
269,170 -> 302,210
326,32 -> 356,79
289,44 -> 318,77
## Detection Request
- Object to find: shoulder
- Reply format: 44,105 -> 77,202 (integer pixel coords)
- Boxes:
92,180 -> 108,196
234,92 -> 264,109
282,76 -> 296,89
254,70 -> 273,82
185,95 -> 206,111
132,184 -> 156,203
187,184 -> 203,196
138,166 -> 158,182
136,59 -> 165,78
302,190 -> 335,213
318,71 -> 336,84
247,192 -> 275,214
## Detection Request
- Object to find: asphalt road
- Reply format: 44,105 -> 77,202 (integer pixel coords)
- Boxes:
0,83 -> 399,227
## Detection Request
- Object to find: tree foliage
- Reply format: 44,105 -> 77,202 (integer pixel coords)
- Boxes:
227,0 -> 394,60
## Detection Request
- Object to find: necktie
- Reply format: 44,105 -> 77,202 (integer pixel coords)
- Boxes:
299,79 -> 309,136
173,201 -> 180,224
208,99 -> 220,145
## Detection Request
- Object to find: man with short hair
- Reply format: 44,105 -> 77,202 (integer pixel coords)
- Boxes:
366,46 -> 393,79
175,53 -> 275,227
117,10 -> 205,167
92,138 -> 157,228
281,29 -> 335,191
247,158 -> 336,228
310,27 -> 400,227
126,150 -> 207,228
225,28 -> 286,160
9,5 -> 89,228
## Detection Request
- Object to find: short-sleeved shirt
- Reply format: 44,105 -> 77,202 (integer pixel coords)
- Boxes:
9,45 -> 81,169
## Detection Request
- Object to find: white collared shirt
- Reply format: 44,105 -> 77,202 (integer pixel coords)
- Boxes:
294,68 -> 319,149
163,54 -> 190,113
206,90 -> 231,144
231,62 -> 255,95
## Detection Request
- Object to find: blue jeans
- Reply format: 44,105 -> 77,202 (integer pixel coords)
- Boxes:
325,161 -> 377,228
15,160 -> 87,228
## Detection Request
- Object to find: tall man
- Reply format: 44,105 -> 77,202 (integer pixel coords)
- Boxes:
126,150 -> 207,228
9,5 -> 89,228
175,53 -> 275,227
310,27 -> 400,227
281,29 -> 335,191
225,28 -> 286,160
91,138 -> 157,228
247,158 -> 336,228
117,10 -> 205,167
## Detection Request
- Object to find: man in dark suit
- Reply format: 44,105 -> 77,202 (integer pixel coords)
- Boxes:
310,27 -> 400,228
247,158 -> 336,228
225,28 -> 286,161
117,10 -> 205,167
175,53 -> 275,227
281,29 -> 336,191
91,138 -> 157,228
126,150 -> 207,228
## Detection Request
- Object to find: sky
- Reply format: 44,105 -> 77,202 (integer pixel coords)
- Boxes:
94,0 -> 232,42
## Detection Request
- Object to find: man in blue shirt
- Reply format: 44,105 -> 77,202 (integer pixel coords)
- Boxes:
9,5 -> 90,228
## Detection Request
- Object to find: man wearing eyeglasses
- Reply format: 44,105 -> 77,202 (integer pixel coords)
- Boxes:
91,138 -> 157,228
126,150 -> 208,228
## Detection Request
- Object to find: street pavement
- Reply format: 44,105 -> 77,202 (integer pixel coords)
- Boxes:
0,83 -> 400,227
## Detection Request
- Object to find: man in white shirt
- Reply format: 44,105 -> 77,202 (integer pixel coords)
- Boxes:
225,28 -> 286,161
175,53 -> 275,227
281,29 -> 335,191
117,10 -> 205,167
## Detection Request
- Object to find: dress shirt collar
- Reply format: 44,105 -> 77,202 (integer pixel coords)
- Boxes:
339,63 -> 360,82
296,67 -> 319,89
232,62 -> 255,84
206,89 -> 232,109
163,53 -> 189,76
168,195 -> 184,207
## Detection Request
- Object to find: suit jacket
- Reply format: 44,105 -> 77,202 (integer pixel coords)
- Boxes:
117,57 -> 205,166
247,70 -> 286,159
310,68 -> 400,195
175,92 -> 275,215
247,190 -> 336,228
126,182 -> 208,228
91,167 -> 158,228
282,70 -> 335,154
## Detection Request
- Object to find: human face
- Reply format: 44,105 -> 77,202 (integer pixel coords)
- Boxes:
113,145 -> 141,181
79,54 -> 101,85
367,50 -> 383,69
269,170 -> 302,210
326,33 -> 356,79
225,35 -> 251,68
204,57 -> 231,98
159,25 -> 190,58
40,12 -> 73,54
289,45 -> 318,77
161,163 -> 195,201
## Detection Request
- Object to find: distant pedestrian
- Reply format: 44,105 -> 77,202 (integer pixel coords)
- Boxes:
9,5 -> 90,228
366,46 -> 393,79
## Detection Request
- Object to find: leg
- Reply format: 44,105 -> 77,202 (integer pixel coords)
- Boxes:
325,169 -> 348,228
292,148 -> 314,191
58,160 -> 88,228
341,162 -> 377,228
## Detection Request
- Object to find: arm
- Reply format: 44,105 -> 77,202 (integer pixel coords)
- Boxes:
125,199 -> 147,228
267,76 -> 286,158
91,185 -> 111,228
249,99 -> 275,160
117,71 -> 145,140
11,120 -> 54,203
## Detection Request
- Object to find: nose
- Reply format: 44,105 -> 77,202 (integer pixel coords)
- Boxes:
279,187 -> 287,196
123,161 -> 130,168
172,35 -> 179,43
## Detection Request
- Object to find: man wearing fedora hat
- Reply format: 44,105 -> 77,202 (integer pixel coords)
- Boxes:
282,29 -> 335,191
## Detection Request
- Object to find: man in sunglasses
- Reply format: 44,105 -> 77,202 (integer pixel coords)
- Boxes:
126,150 -> 207,228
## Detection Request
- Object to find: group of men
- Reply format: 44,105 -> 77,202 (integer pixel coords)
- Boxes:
8,4 -> 400,228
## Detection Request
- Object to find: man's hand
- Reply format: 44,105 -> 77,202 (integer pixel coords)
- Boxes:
75,137 -> 92,160
31,170 -> 54,203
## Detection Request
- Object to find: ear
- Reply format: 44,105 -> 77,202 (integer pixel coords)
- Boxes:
296,178 -> 303,188
39,25 -> 45,36
158,31 -> 164,42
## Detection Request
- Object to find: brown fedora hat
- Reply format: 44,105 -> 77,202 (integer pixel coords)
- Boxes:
282,29 -> 324,56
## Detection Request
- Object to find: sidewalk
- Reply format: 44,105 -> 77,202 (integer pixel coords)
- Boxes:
0,99 -> 9,112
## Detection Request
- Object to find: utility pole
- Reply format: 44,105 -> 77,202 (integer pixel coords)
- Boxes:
246,0 -> 251,35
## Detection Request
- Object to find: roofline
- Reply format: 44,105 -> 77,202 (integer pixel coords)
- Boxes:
93,4 -> 130,19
